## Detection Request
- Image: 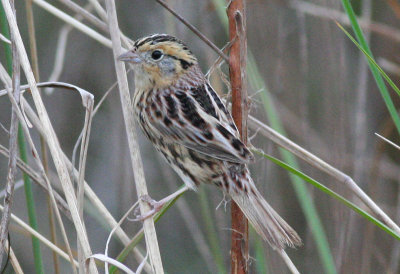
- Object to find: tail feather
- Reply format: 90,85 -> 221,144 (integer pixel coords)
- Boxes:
229,186 -> 302,250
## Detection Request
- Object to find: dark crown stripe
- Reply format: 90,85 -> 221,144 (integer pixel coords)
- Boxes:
135,36 -> 154,48
135,34 -> 189,49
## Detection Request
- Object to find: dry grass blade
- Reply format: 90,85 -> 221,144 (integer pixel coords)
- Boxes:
0,204 -> 79,267
75,88 -> 94,270
0,32 -> 10,43
3,240 -> 23,274
375,133 -> 400,151
32,0 -> 111,48
5,87 -> 77,272
90,254 -> 136,274
104,201 -> 139,272
45,3 -> 93,95
104,0 -> 164,272
248,116 -> 400,235
45,24 -> 72,95
0,143 -> 71,219
84,0 -> 133,47
87,0 -> 107,22
278,250 -> 300,274
29,0 -> 135,57
0,3 -> 97,271
20,96 -> 151,271
0,0 -> 19,265
58,0 -> 108,32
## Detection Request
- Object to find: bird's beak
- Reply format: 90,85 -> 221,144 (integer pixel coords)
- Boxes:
117,51 -> 142,64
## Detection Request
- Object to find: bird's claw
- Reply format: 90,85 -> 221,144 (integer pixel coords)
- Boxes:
133,195 -> 164,221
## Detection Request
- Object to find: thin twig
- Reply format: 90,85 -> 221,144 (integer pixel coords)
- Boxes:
58,0 -> 107,32
104,0 -> 164,272
375,133 -> 400,151
155,0 -> 229,62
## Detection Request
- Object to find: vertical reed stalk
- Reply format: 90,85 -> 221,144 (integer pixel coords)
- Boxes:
228,1 -> 248,273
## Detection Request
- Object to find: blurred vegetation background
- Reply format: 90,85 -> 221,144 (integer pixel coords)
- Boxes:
1,0 -> 400,273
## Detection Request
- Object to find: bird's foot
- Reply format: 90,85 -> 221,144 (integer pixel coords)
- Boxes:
133,195 -> 165,221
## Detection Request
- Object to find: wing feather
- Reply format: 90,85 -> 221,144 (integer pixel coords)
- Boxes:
148,83 -> 254,163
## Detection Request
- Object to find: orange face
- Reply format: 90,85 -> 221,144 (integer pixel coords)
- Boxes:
119,34 -> 198,89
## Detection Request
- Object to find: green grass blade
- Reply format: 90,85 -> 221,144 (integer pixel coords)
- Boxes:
336,22 -> 400,98
211,1 -> 336,273
0,4 -> 44,273
340,0 -> 400,134
254,149 -> 400,241
18,126 -> 44,273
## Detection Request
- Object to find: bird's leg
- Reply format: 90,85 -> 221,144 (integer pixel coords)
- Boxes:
134,186 -> 190,221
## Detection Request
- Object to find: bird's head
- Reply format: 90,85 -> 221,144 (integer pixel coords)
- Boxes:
118,34 -> 198,89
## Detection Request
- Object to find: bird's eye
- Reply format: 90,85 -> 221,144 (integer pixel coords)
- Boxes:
151,50 -> 163,60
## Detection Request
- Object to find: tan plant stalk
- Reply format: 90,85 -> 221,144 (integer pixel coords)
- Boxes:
104,0 -> 164,272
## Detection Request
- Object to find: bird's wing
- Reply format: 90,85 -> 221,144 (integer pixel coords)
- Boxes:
146,82 -> 254,164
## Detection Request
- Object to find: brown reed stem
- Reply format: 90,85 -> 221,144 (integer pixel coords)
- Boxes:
228,0 -> 249,273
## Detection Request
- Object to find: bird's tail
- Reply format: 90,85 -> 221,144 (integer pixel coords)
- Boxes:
229,174 -> 302,250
